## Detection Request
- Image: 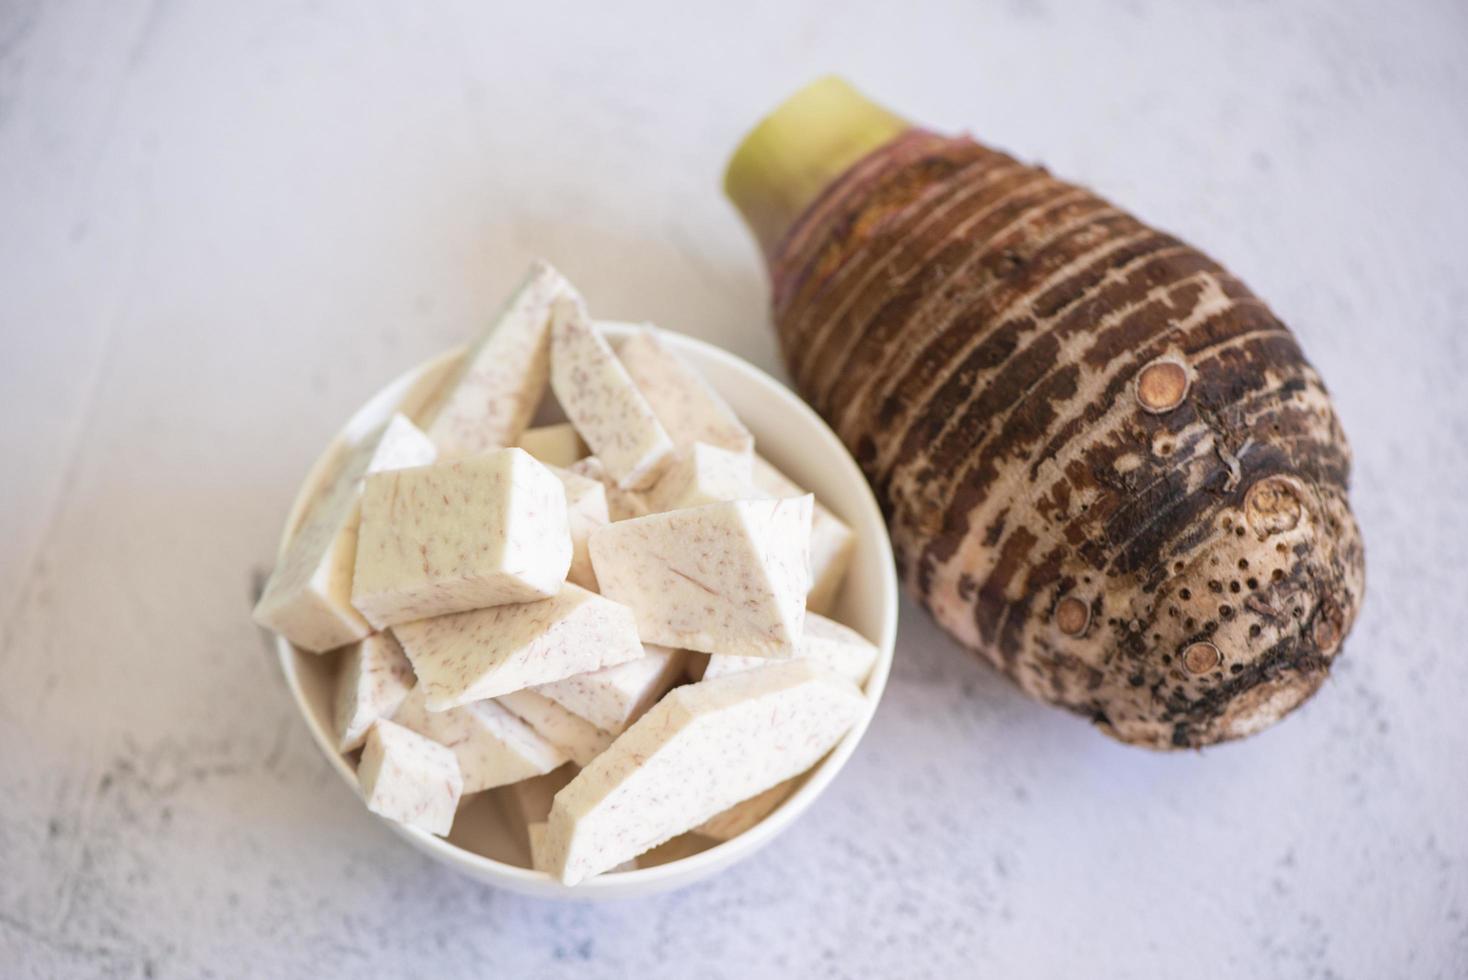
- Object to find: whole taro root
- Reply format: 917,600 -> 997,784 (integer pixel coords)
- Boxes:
726,79 -> 1365,749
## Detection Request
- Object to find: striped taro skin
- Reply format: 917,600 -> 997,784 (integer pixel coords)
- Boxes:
768,131 -> 1365,749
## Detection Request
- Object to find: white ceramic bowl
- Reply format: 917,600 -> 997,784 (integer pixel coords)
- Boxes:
274,322 -> 898,899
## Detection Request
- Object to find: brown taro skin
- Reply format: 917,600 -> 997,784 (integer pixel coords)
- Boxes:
767,130 -> 1365,749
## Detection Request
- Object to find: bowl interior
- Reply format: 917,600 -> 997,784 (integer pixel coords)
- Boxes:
275,322 -> 898,899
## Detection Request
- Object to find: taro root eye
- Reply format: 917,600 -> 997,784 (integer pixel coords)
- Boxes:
1245,476 -> 1305,536
1055,596 -> 1091,637
1182,641 -> 1222,675
1136,358 -> 1191,413
1311,598 -> 1345,655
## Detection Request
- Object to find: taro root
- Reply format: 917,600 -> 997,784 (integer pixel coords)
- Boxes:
725,78 -> 1365,748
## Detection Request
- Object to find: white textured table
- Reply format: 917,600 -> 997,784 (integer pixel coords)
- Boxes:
3,1 -> 1465,977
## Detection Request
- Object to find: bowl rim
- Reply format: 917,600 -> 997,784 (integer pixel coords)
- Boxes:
273,321 -> 899,898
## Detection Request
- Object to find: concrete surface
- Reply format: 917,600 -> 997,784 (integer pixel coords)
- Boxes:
1,0 -> 1465,976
